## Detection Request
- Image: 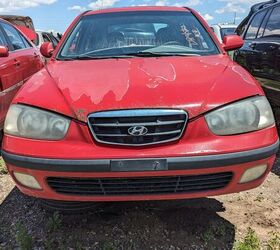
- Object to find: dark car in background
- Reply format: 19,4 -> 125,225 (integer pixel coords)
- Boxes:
234,1 -> 280,109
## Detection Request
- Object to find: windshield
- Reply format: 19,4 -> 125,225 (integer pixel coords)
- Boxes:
58,11 -> 219,59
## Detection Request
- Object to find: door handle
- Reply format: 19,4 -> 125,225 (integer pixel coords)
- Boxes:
268,45 -> 276,51
13,59 -> 20,67
249,43 -> 257,50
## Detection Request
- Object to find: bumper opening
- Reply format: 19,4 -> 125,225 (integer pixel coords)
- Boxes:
46,172 -> 233,196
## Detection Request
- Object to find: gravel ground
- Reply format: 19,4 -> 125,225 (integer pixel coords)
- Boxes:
0,157 -> 279,249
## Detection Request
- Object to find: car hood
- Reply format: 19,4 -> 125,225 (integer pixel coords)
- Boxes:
15,55 -> 263,122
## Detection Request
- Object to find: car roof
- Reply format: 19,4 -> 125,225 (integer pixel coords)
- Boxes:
85,6 -> 190,16
0,17 -> 16,26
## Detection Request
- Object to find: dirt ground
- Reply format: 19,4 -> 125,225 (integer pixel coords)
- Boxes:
0,152 -> 279,249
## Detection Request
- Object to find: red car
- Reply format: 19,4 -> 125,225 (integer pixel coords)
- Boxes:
0,18 -> 43,148
2,7 -> 279,206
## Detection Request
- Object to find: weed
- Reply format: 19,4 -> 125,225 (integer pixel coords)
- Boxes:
201,228 -> 214,245
215,223 -> 228,237
75,241 -> 84,250
102,241 -> 115,250
47,211 -> 62,233
234,227 -> 261,250
0,158 -> 7,175
44,236 -> 53,250
267,231 -> 280,250
15,223 -> 33,250
254,193 -> 265,202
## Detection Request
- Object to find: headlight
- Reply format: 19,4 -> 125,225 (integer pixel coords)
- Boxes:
205,96 -> 275,135
4,105 -> 70,140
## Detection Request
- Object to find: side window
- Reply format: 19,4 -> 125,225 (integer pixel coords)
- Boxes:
1,23 -> 26,50
264,6 -> 280,37
245,10 -> 267,40
0,28 -> 7,46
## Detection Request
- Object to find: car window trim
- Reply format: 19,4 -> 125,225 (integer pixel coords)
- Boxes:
8,46 -> 35,54
256,8 -> 273,39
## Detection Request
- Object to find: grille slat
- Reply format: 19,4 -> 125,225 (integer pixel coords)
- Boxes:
91,120 -> 186,127
88,109 -> 188,146
48,180 -> 230,190
95,130 -> 182,137
47,172 -> 233,196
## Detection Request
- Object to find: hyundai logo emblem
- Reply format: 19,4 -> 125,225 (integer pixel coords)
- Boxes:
128,126 -> 148,136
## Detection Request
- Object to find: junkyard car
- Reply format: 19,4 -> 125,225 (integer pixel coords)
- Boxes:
35,30 -> 59,49
2,7 -> 279,204
211,24 -> 237,43
0,18 -> 44,149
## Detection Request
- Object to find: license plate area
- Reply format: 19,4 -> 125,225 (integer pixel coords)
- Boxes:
111,159 -> 167,172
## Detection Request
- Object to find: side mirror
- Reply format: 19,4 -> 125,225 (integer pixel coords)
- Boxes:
223,35 -> 244,51
0,46 -> 9,57
40,42 -> 54,58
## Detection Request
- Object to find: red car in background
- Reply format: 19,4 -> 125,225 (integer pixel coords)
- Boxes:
0,18 -> 44,145
1,7 -> 279,208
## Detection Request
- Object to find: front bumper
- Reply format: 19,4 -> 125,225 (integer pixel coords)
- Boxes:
2,140 -> 279,202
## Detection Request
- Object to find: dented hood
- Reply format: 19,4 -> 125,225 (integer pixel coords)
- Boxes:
15,55 -> 263,122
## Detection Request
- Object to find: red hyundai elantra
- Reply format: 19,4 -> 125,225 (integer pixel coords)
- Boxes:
2,6 -> 279,206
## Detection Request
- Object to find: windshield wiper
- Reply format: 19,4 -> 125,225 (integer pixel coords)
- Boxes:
63,54 -> 136,60
60,52 -> 200,61
122,51 -> 201,57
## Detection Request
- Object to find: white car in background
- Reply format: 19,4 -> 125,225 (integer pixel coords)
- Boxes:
211,24 -> 237,43
35,30 -> 59,48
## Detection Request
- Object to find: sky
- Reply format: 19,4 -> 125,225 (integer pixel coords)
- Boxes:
0,0 -> 262,32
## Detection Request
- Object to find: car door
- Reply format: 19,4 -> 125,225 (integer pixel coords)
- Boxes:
0,22 -> 22,128
254,5 -> 280,106
234,9 -> 270,72
1,22 -> 41,82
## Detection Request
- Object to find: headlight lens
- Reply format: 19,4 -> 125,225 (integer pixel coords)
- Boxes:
4,105 -> 70,140
205,96 -> 275,135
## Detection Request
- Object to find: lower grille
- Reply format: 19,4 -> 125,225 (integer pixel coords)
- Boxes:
47,172 -> 233,196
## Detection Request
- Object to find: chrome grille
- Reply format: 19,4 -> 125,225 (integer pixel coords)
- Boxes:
88,109 -> 188,146
47,172 -> 233,196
